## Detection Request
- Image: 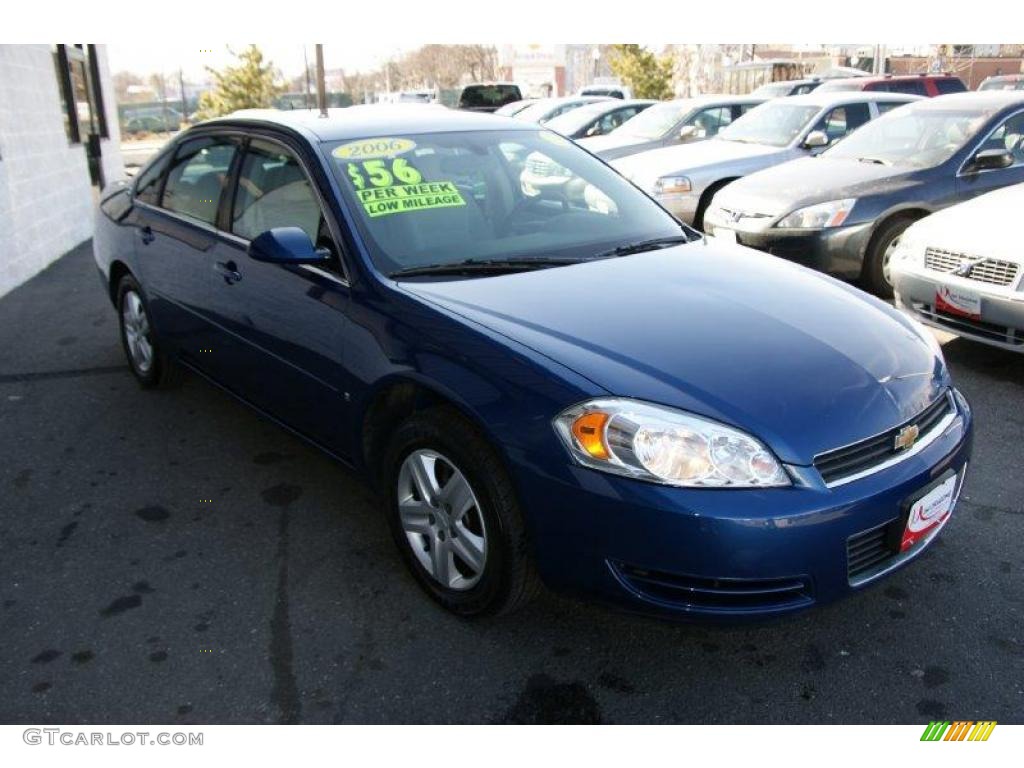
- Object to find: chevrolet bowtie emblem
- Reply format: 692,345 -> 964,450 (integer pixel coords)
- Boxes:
894,424 -> 920,452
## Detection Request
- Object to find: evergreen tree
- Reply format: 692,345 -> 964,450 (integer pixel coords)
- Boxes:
195,45 -> 283,119
608,45 -> 676,100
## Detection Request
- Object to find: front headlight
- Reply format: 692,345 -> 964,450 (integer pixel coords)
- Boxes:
553,398 -> 790,488
776,198 -> 856,229
653,176 -> 692,195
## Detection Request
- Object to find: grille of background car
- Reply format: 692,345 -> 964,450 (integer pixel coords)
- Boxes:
813,391 -> 954,486
924,247 -> 1020,287
913,302 -> 1024,347
610,561 -> 813,612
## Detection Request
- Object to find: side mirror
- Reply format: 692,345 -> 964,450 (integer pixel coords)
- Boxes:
803,130 -> 829,149
964,148 -> 1014,173
248,227 -> 330,265
678,124 -> 699,141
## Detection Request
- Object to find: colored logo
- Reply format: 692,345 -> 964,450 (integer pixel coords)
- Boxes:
920,721 -> 997,741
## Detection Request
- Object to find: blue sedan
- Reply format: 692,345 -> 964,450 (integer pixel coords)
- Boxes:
93,106 -> 973,620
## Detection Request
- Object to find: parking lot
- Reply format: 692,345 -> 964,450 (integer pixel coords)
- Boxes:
0,241 -> 1021,725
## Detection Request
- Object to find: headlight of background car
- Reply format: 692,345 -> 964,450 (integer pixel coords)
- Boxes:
554,398 -> 790,488
653,176 -> 692,195
775,198 -> 855,229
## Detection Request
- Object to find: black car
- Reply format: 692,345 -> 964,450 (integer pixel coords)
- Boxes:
457,83 -> 523,113
704,91 -> 1024,296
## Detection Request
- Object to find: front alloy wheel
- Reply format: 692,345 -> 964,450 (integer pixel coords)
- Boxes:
382,407 -> 540,616
397,449 -> 488,590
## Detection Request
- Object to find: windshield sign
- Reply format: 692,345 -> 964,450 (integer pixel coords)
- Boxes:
325,130 -> 684,276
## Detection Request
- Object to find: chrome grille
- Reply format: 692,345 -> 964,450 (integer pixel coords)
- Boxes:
813,391 -> 955,486
924,248 -> 1020,287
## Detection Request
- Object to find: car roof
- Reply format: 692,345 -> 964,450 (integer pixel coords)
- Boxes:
897,90 -> 1024,111
769,91 -> 923,109
203,105 -> 535,141
563,98 -> 657,115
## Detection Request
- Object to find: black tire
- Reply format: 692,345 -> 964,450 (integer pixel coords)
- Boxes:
116,274 -> 184,389
862,216 -> 916,299
381,406 -> 541,617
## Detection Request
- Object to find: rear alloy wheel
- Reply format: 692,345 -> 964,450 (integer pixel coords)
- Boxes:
382,407 -> 540,616
117,275 -> 183,388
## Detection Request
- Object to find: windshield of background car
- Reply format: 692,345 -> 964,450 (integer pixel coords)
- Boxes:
459,85 -> 520,109
718,103 -> 820,147
617,101 -> 691,139
824,104 -> 996,168
544,104 -> 608,135
324,130 -> 684,276
752,82 -> 793,97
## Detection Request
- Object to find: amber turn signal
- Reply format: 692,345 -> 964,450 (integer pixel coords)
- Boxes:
571,411 -> 610,460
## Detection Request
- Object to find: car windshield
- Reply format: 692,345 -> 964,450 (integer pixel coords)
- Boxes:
752,82 -> 793,97
459,85 -> 520,109
824,104 -> 996,168
514,100 -> 571,123
544,105 -> 608,135
718,103 -> 820,147
616,101 -> 691,139
324,130 -> 685,277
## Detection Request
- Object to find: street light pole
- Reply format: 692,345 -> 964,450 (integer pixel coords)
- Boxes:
315,44 -> 327,117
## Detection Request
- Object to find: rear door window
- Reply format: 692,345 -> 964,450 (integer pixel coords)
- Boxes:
887,80 -> 928,96
161,137 -> 237,225
935,78 -> 966,94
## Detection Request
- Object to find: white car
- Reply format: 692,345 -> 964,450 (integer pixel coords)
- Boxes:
891,183 -> 1024,352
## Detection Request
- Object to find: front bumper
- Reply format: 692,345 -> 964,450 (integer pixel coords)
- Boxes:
894,266 -> 1024,352
652,191 -> 700,225
510,391 -> 973,621
704,219 -> 873,280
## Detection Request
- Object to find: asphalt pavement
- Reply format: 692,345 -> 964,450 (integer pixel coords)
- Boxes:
0,242 -> 1021,724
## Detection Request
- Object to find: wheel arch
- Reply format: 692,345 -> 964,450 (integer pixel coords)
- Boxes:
861,206 -> 933,266
695,177 -> 740,229
357,374 -> 504,490
108,260 -> 133,306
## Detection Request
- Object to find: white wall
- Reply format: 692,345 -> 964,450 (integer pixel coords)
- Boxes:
0,44 -> 124,299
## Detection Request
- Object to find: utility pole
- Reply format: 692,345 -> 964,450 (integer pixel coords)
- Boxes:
315,44 -> 327,117
303,46 -> 312,110
178,68 -> 187,126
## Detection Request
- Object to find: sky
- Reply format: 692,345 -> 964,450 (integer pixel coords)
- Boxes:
107,43 -> 408,81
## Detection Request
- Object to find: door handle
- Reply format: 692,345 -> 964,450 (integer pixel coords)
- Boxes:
214,260 -> 242,285
140,226 -> 155,245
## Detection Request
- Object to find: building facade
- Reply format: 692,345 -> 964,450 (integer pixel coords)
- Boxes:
0,44 -> 123,298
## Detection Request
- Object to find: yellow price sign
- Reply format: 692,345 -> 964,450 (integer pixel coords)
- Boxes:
332,137 -> 416,160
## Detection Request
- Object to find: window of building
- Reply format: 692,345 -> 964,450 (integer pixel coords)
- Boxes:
52,45 -> 108,144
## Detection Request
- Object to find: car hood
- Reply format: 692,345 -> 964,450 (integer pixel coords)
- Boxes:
714,157 -> 925,219
900,182 -> 1024,260
612,139 -> 785,190
400,244 -> 947,465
